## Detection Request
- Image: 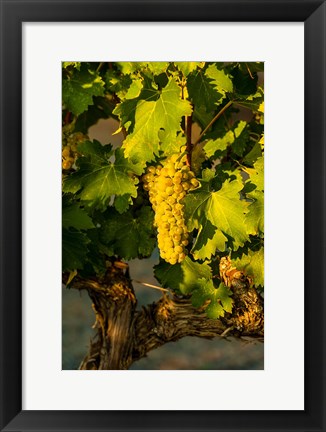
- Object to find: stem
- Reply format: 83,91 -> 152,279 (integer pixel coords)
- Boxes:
64,111 -> 71,125
180,79 -> 192,166
193,100 -> 233,146
96,62 -> 104,72
246,63 -> 254,79
186,115 -> 193,166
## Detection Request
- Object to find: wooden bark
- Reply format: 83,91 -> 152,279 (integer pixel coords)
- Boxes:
64,257 -> 264,370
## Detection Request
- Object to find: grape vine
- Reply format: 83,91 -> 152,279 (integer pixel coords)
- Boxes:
62,61 -> 264,321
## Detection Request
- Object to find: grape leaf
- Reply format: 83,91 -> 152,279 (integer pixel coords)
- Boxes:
246,62 -> 264,73
122,77 -> 192,166
232,64 -> 258,97
204,130 -> 234,156
242,142 -> 262,166
62,62 -> 81,70
174,62 -> 205,76
244,156 -> 264,191
245,190 -> 264,235
191,279 -> 233,319
125,78 -> 143,99
105,69 -> 132,97
233,247 -> 264,287
146,62 -> 169,75
113,99 -> 139,132
232,121 -> 250,157
184,175 -> 250,252
62,229 -> 90,271
116,62 -> 145,75
62,65 -> 105,115
187,68 -> 221,112
75,96 -> 116,134
205,64 -> 233,100
258,101 -> 264,113
114,195 -> 133,214
154,256 -> 212,294
204,121 -> 248,158
160,132 -> 186,157
100,206 -> 155,259
259,135 -> 264,149
192,104 -> 215,129
191,219 -> 228,260
63,141 -> 142,209
62,203 -> 95,230
113,75 -> 162,132
117,62 -> 169,76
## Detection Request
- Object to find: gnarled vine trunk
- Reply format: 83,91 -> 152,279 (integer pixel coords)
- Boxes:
67,258 -> 264,370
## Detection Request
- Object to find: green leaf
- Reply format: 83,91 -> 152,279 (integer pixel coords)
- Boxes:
191,279 -> 233,319
62,229 -> 90,271
105,69 -> 132,95
246,62 -> 264,73
100,206 -> 156,259
192,104 -> 215,129
63,141 -> 141,209
116,62 -> 146,75
245,190 -> 264,235
113,98 -> 139,131
233,247 -> 264,287
204,121 -> 248,158
160,132 -> 186,157
232,121 -> 250,157
191,219 -> 228,260
187,68 -> 221,112
117,62 -> 169,76
114,195 -> 133,214
205,64 -> 233,99
244,156 -> 264,191
184,175 -> 250,251
243,141 -> 262,166
62,203 -> 95,230
146,62 -> 169,75
62,64 -> 105,115
174,62 -> 205,76
232,64 -> 258,97
204,130 -> 235,157
122,77 -> 192,166
125,78 -> 143,99
154,256 -> 212,294
75,96 -> 116,134
63,62 -> 81,70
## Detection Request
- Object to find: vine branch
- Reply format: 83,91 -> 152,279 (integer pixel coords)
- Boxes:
64,257 -> 263,370
186,114 -> 193,166
193,99 -> 233,146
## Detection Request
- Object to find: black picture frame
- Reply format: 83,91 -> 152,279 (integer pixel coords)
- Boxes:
1,1 -> 325,431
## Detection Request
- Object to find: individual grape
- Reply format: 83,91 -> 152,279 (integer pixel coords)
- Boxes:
147,166 -> 156,174
62,147 -> 71,157
62,158 -> 73,170
173,184 -> 183,194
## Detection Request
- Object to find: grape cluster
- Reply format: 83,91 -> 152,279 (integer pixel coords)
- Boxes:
62,132 -> 87,170
142,151 -> 199,265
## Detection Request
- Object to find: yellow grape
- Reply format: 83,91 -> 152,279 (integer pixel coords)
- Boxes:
62,132 -> 88,171
142,151 -> 199,264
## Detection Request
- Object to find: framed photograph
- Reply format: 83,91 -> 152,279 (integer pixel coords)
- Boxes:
1,1 -> 325,431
